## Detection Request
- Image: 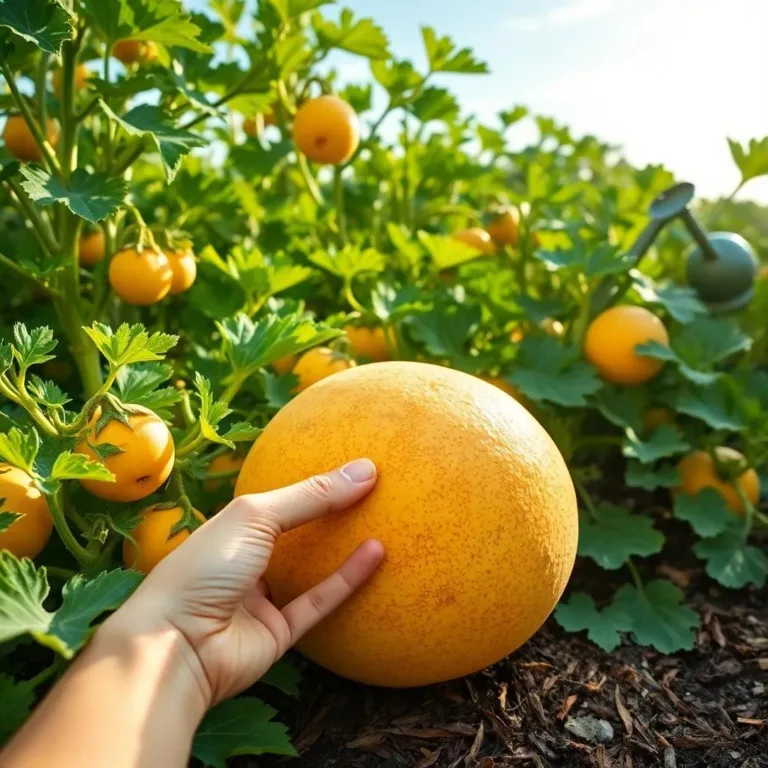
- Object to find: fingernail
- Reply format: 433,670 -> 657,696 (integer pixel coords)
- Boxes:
340,458 -> 376,484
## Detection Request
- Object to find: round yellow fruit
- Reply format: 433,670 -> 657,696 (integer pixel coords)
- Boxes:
78,231 -> 105,267
166,249 -> 197,295
3,115 -> 60,163
123,505 -> 206,574
0,465 -> 53,559
675,447 -> 759,515
53,64 -> 90,99
345,325 -> 393,363
109,247 -> 173,306
584,305 -> 669,385
273,354 -> 297,375
452,228 -> 495,256
293,347 -> 356,392
235,362 -> 578,687
486,208 -> 519,247
205,452 -> 244,492
75,407 -> 175,502
292,95 -> 360,165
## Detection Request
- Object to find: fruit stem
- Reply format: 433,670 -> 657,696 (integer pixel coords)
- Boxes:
626,559 -> 644,592
343,279 -> 366,314
572,475 -> 598,520
42,565 -> 76,581
0,60 -> 62,176
49,487 -> 96,567
0,374 -> 59,438
296,151 -> 325,206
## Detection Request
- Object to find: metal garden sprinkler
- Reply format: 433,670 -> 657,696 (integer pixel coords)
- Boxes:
592,181 -> 757,314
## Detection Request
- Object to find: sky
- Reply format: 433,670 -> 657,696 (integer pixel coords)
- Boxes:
190,0 -> 768,202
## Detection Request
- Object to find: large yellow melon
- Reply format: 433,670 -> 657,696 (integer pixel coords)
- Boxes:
235,361 -> 578,687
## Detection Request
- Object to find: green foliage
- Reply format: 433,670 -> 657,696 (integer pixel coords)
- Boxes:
555,592 -> 633,652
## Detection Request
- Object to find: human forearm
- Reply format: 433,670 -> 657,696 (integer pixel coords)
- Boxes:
3,622 -> 209,768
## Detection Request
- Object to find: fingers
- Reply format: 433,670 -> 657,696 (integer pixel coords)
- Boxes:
280,539 -> 385,647
237,458 -> 377,533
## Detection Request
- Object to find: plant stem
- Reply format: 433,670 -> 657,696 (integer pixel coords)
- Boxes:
333,166 -> 347,245
706,181 -> 745,228
37,54 -> 50,133
0,61 -> 62,175
343,279 -> 366,313
43,565 -> 76,581
626,559 -> 644,591
0,375 -> 58,437
296,151 -> 324,206
572,475 -> 597,520
25,658 -> 65,690
49,488 -> 95,567
5,180 -> 60,257
219,372 -> 247,407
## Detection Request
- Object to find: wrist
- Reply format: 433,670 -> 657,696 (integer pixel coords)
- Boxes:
94,614 -> 212,725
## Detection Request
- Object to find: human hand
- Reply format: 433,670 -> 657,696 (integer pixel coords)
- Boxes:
100,458 -> 384,708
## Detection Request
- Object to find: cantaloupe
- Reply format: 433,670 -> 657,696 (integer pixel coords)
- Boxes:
235,361 -> 578,687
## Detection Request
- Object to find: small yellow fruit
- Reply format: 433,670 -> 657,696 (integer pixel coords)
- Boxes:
345,326 -> 393,363
109,247 -> 173,306
293,347 -> 356,392
166,249 -> 197,295
452,228 -> 495,256
0,465 -> 53,559
53,64 -> 90,99
292,95 -> 360,165
675,447 -> 759,516
123,505 -> 206,574
78,231 -> 105,267
584,306 -> 669,385
3,115 -> 60,163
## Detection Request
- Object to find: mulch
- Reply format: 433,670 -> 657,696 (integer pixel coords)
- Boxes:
254,570 -> 767,767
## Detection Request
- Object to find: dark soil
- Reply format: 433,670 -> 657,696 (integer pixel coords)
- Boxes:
254,548 -> 768,768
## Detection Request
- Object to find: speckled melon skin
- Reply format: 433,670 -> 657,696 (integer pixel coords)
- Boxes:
235,361 -> 578,688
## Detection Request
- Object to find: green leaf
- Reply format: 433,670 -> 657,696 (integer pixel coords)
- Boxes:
670,382 -> 746,432
273,32 -> 312,78
0,341 -> 12,376
555,591 -> 633,652
371,283 -> 429,322
229,140 -> 294,179
0,511 -> 21,533
192,697 -> 297,767
222,422 -> 261,443
595,386 -> 645,432
218,313 -> 341,381
194,374 -> 234,450
0,673 -> 34,744
26,375 -> 70,408
499,105 -> 528,126
0,555 -> 141,657
625,462 -> 680,492
0,429 -> 40,476
406,303 -> 483,369
584,243 -> 635,278
18,167 -> 127,224
509,336 -> 602,407
260,658 -> 301,697
99,102 -> 206,183
114,362 -> 181,416
411,87 -> 459,124
728,137 -> 768,184
11,324 -> 56,372
417,231 -> 486,271
421,26 -> 488,74
84,323 -> 177,370
578,503 -> 664,570
694,531 -> 768,589
631,273 -> 706,324
313,9 -> 390,59
48,569 -> 142,653
622,425 -> 690,464
0,0 -> 73,54
386,223 -> 422,269
636,317 -> 751,386
611,580 -> 698,653
0,554 -> 52,647
309,246 -> 385,282
268,0 -> 331,22
672,489 -> 732,538
263,371 -> 296,410
50,451 -> 115,483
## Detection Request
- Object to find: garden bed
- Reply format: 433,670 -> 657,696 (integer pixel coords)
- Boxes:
258,558 -> 767,768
